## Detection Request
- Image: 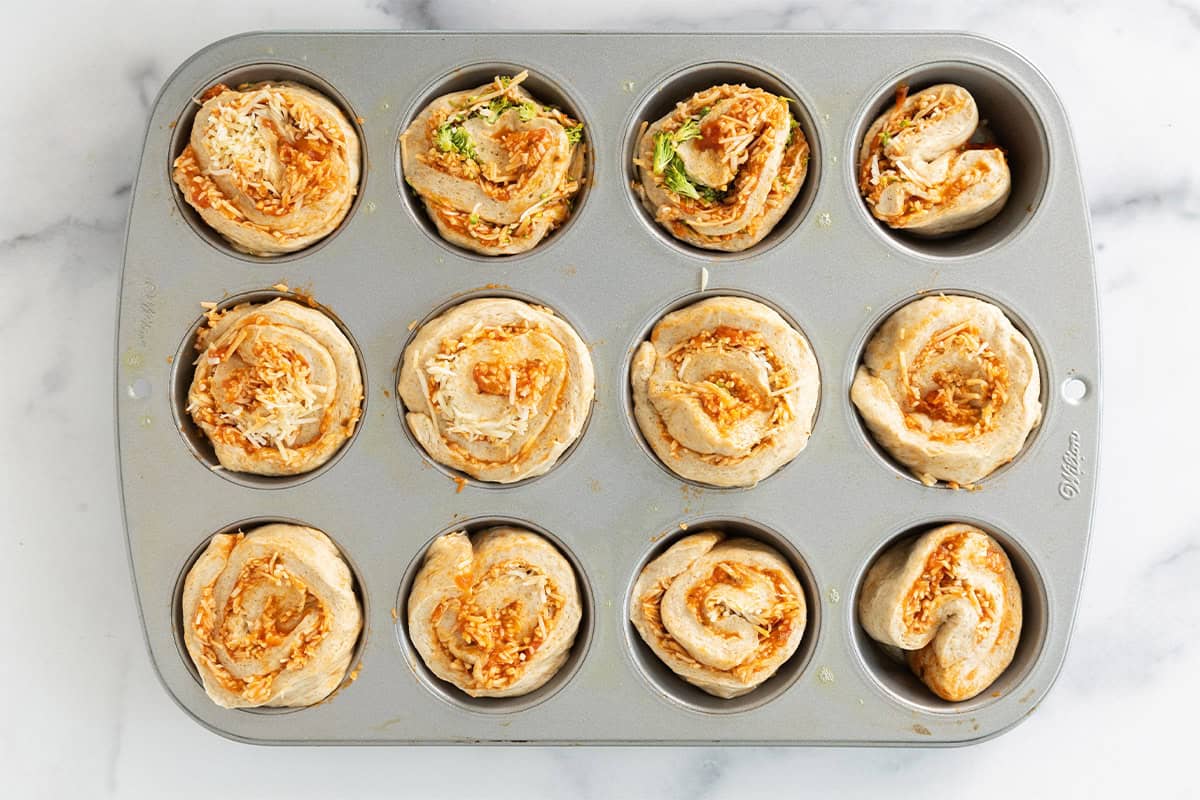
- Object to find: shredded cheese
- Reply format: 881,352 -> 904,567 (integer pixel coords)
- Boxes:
206,336 -> 330,460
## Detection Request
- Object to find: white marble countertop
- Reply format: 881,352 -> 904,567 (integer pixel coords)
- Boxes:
1,0 -> 1191,796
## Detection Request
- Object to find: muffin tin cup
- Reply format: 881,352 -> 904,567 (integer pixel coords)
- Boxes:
169,516 -> 372,716
621,287 -> 823,491
847,516 -> 1050,716
392,286 -> 597,491
622,60 -> 823,263
845,286 -> 1052,488
394,515 -> 596,715
847,60 -> 1051,261
169,287 -> 369,490
622,515 -> 821,715
395,61 -> 596,264
166,61 -> 369,264
118,32 -> 1098,745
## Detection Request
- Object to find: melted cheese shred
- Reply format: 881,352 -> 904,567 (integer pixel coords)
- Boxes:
659,326 -> 793,459
432,558 -> 564,692
901,321 -> 1010,443
212,337 -> 326,458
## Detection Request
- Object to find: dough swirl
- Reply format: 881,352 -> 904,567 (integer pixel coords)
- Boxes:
407,527 -> 582,698
858,84 -> 1010,236
400,71 -> 586,255
850,294 -> 1041,486
858,523 -> 1023,702
187,297 -> 363,476
631,296 -> 819,487
398,298 -> 594,483
181,523 -> 362,708
172,81 -> 360,255
630,532 -> 807,699
634,84 -> 809,251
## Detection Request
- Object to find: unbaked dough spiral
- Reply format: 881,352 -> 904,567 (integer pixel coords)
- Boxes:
850,294 -> 1040,486
407,527 -> 582,698
398,297 -> 594,483
634,84 -> 809,251
630,532 -> 807,699
187,297 -> 363,476
400,71 -> 586,255
858,83 -> 1010,236
172,81 -> 360,255
631,296 -> 819,487
181,523 -> 362,708
858,523 -> 1023,702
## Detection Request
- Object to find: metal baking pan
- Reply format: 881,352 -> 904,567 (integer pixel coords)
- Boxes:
116,31 -> 1099,745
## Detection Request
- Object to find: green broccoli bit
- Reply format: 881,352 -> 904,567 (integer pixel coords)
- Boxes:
653,131 -> 675,174
566,124 -> 584,145
663,157 -> 701,199
696,183 -> 726,204
661,155 -> 724,204
485,97 -> 517,121
652,118 -> 703,175
673,118 -> 701,144
435,123 -> 478,161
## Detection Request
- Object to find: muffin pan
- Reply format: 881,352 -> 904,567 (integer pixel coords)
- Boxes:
116,32 -> 1099,745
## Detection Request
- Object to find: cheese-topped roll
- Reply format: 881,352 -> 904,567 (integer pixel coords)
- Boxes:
634,84 -> 809,251
173,81 -> 360,255
858,84 -> 1010,236
400,71 -> 586,255
181,523 -> 362,708
850,294 -> 1040,486
858,523 -> 1023,702
407,527 -> 582,698
630,532 -> 807,699
398,297 -> 594,483
631,296 -> 819,487
187,298 -> 363,476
